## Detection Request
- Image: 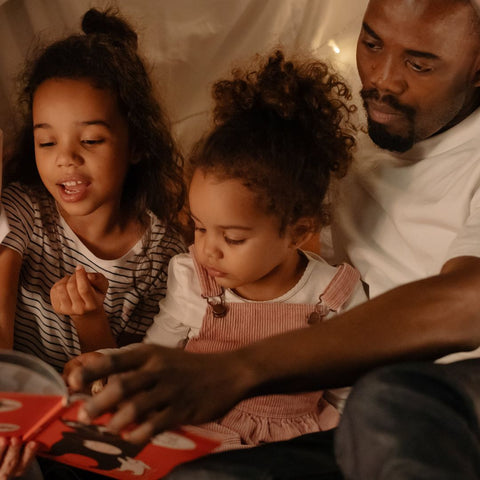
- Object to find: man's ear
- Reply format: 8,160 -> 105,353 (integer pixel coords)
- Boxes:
289,218 -> 317,249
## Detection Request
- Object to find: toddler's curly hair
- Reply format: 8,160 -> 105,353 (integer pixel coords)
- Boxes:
189,50 -> 357,233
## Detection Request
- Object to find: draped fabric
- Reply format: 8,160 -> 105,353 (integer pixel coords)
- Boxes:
0,0 -> 367,154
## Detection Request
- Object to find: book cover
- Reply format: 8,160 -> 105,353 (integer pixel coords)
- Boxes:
0,350 -> 220,479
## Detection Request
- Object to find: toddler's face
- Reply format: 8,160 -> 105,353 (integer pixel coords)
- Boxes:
189,169 -> 301,301
32,78 -> 131,223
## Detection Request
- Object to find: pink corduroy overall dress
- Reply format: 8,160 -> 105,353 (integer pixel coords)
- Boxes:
185,247 -> 360,450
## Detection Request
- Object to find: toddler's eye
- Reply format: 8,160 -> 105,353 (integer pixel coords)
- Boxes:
82,139 -> 104,145
38,142 -> 55,148
224,237 -> 245,245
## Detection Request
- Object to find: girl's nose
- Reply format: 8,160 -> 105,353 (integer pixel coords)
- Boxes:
56,145 -> 83,167
202,236 -> 223,261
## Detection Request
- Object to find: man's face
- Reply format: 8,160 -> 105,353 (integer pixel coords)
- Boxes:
357,0 -> 480,152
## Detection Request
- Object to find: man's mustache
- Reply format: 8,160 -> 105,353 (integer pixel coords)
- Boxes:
360,88 -> 415,118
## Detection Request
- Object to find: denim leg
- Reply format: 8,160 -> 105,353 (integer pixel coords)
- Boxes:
335,359 -> 480,480
165,429 -> 343,480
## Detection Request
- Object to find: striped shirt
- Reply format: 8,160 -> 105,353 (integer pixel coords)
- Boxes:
1,183 -> 185,372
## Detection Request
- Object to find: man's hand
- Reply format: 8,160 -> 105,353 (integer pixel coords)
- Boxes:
67,344 -> 251,444
50,265 -> 108,318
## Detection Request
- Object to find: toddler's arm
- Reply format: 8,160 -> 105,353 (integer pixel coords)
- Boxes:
0,246 -> 22,349
51,265 -> 116,351
143,253 -> 201,348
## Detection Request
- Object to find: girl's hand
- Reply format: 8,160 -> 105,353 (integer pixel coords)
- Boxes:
50,265 -> 109,317
51,267 -> 115,351
0,437 -> 38,480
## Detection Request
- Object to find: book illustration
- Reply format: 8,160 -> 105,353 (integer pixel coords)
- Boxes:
0,350 -> 220,479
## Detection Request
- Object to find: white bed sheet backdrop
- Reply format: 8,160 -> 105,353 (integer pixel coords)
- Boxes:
0,0 -> 368,154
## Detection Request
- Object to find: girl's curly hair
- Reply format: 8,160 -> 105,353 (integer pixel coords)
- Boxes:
189,49 -> 357,233
5,8 -> 185,231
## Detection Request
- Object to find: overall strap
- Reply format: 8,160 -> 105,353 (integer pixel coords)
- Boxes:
321,263 -> 361,312
308,263 -> 360,325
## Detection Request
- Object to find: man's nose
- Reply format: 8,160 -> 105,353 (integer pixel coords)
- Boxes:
368,54 -> 406,96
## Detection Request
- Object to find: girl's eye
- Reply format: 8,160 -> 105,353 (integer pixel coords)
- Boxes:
224,237 -> 245,246
194,226 -> 206,234
81,139 -> 104,145
37,141 -> 55,148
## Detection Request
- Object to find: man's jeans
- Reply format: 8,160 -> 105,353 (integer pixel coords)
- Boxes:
165,428 -> 342,480
165,359 -> 480,480
337,359 -> 480,479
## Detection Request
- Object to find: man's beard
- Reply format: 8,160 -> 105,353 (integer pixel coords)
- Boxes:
361,88 -> 416,153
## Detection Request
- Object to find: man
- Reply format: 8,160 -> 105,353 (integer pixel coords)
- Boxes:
68,1 -> 480,478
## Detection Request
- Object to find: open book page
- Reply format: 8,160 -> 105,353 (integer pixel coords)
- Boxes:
0,349 -> 68,440
0,129 -> 10,242
36,404 -> 220,480
0,350 -> 220,479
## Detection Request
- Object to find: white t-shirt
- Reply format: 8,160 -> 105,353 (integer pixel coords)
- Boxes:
327,107 -> 480,363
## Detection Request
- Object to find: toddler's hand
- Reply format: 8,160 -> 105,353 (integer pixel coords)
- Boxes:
63,352 -> 107,395
51,265 -> 109,317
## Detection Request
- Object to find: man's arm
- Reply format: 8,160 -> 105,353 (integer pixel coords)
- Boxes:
241,255 -> 480,390
68,255 -> 480,443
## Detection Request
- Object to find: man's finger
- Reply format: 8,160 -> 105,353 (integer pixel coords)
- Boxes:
68,345 -> 160,390
105,385 -> 171,434
123,410 -> 171,444
78,367 -> 161,424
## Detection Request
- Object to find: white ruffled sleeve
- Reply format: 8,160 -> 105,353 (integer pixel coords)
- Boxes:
143,252 -> 206,348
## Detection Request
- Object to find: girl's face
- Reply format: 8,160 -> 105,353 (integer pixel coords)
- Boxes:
189,169 -> 303,301
32,78 -> 131,224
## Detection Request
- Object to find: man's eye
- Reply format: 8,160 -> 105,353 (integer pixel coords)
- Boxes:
361,34 -> 382,51
406,60 -> 432,73
364,40 -> 380,50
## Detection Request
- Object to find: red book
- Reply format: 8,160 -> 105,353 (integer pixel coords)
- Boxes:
0,350 -> 220,479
